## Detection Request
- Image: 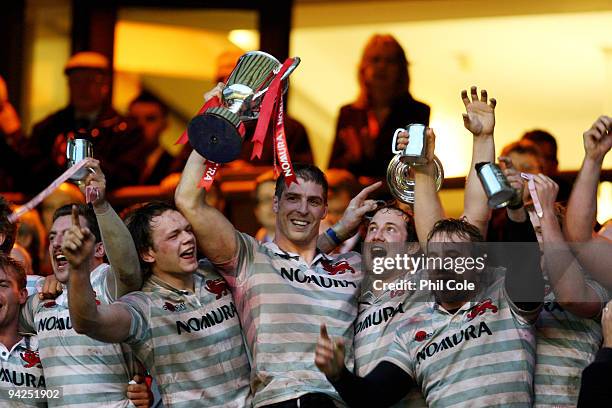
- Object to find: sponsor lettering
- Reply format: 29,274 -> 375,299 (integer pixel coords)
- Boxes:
355,303 -> 405,334
416,321 -> 493,364
280,267 -> 357,289
37,316 -> 72,332
0,368 -> 45,388
176,302 -> 238,335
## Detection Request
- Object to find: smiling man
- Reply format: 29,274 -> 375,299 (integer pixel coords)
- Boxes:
175,132 -> 376,406
65,201 -> 251,407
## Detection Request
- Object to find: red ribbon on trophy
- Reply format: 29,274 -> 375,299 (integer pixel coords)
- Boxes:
251,58 -> 298,186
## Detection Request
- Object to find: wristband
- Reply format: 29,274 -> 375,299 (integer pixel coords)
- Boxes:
326,227 -> 342,245
507,201 -> 524,210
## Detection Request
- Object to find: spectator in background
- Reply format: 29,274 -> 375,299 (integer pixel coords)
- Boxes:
0,75 -> 27,191
16,208 -> 46,275
0,195 -> 17,254
128,91 -> 188,185
330,34 -> 430,180
326,169 -> 364,253
522,129 -> 572,201
253,170 -> 276,243
215,50 -> 314,166
22,51 -> 143,193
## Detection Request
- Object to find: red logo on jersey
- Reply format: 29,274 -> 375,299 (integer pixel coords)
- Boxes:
163,302 -> 176,312
205,279 -> 228,299
21,350 -> 42,368
321,260 -> 355,275
466,298 -> 498,321
415,330 -> 428,342
43,301 -> 56,308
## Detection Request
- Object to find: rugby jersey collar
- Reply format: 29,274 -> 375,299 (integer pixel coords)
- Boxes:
0,335 -> 37,361
148,273 -> 202,302
264,241 -> 332,265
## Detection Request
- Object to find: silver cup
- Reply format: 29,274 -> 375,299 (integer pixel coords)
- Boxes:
66,138 -> 93,180
475,162 -> 516,208
391,124 -> 429,165
187,51 -> 300,163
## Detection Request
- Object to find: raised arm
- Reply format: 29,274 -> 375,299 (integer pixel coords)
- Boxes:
317,182 -> 380,253
64,206 -> 133,343
537,175 -> 602,318
412,129 -> 445,247
565,115 -> 611,242
461,86 -> 496,236
80,158 -> 142,295
174,85 -> 238,264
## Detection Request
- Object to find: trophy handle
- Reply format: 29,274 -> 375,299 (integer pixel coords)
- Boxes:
391,128 -> 406,155
280,57 -> 301,82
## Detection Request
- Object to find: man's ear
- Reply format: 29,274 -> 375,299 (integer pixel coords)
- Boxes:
322,203 -> 328,220
141,247 -> 155,264
94,242 -> 105,259
18,287 -> 28,305
272,196 -> 279,214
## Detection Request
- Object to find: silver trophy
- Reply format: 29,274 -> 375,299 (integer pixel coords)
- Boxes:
388,124 -> 444,205
66,138 -> 93,180
187,51 -> 300,163
475,162 -> 516,208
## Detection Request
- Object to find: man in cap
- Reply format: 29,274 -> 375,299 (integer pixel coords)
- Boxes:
22,51 -> 143,193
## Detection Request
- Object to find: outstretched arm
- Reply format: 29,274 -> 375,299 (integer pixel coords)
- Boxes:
174,84 -> 238,264
461,86 -> 496,236
80,158 -> 142,296
64,206 -> 132,343
565,115 -> 611,242
537,175 -> 602,318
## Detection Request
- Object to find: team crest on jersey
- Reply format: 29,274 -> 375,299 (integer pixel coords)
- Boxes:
466,298 -> 498,321
43,301 -> 56,308
163,302 -> 187,312
21,350 -> 42,368
205,279 -> 228,299
321,260 -> 355,275
414,330 -> 432,342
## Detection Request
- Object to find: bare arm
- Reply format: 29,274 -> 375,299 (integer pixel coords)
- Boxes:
461,86 -> 496,236
175,150 -> 238,264
63,206 -> 132,343
80,158 -> 142,295
537,175 -> 602,318
564,115 -> 611,242
413,129 -> 445,248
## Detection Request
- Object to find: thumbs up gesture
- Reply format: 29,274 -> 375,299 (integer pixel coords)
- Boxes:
61,205 -> 96,270
315,324 -> 346,381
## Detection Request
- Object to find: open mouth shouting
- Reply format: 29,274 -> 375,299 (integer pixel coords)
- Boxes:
179,246 -> 196,261
370,245 -> 387,259
55,252 -> 68,269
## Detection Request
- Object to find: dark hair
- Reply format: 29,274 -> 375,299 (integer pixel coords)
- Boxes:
369,205 -> 418,243
522,130 -> 558,163
52,204 -> 102,243
274,163 -> 328,202
0,196 -> 16,253
129,90 -> 169,117
501,140 -> 543,159
0,254 -> 27,290
124,201 -> 176,279
427,218 -> 484,243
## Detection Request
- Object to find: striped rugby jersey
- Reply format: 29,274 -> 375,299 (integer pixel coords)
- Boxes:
534,277 -> 607,407
20,263 -> 136,407
118,264 -> 251,408
383,276 -> 538,407
0,336 -> 45,408
214,232 -> 363,407
355,271 -> 428,408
